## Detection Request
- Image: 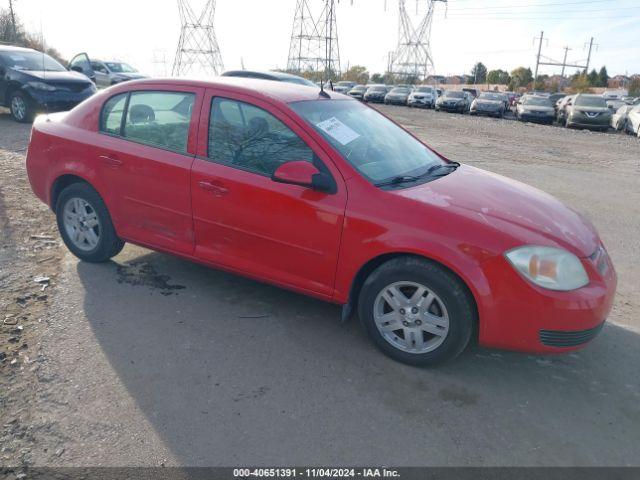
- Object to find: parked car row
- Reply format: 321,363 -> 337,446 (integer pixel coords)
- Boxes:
1,45 -> 147,122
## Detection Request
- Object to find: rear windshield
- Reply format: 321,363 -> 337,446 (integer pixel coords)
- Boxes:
575,96 -> 607,108
444,91 -> 464,98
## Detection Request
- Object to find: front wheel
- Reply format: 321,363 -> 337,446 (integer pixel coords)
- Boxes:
55,182 -> 125,263
9,91 -> 33,123
358,257 -> 476,366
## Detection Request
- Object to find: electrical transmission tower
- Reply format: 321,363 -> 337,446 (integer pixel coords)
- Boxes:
390,0 -> 446,81
287,0 -> 341,79
173,0 -> 224,78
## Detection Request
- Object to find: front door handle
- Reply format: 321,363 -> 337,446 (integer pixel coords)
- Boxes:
198,180 -> 229,197
99,154 -> 123,168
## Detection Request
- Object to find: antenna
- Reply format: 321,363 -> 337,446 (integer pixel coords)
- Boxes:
172,0 -> 224,77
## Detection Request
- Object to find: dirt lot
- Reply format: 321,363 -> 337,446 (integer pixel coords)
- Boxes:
1,105 -> 639,471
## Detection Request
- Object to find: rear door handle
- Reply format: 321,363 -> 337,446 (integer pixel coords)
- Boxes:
198,180 -> 228,197
99,154 -> 123,168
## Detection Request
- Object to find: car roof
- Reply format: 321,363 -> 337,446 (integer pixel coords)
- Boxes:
116,77 -> 347,104
0,45 -> 37,53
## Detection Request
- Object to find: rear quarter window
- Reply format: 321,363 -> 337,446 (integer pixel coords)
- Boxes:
100,93 -> 128,135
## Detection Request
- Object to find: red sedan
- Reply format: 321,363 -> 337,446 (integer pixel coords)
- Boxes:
25,78 -> 616,366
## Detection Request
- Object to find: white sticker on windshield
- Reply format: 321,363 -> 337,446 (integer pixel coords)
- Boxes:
316,117 -> 360,146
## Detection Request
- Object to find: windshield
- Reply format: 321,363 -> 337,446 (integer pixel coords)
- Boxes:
523,96 -> 552,106
290,100 -> 444,184
369,86 -> 386,92
105,62 -> 137,73
479,93 -> 502,101
0,51 -> 66,72
415,87 -> 434,93
390,88 -> 410,94
352,85 -> 367,91
444,91 -> 464,99
575,95 -> 606,108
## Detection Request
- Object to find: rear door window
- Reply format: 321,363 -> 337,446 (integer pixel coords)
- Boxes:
122,91 -> 195,154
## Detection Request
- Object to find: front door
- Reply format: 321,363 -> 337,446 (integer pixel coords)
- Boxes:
191,91 -> 347,298
96,86 -> 204,254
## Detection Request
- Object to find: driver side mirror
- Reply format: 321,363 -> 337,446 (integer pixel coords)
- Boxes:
272,161 -> 334,193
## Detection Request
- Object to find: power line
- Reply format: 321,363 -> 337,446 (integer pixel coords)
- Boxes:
445,0 -> 620,10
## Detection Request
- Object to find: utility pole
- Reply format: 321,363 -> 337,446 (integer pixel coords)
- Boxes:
585,37 -> 595,73
8,0 -> 17,42
560,46 -> 571,77
533,31 -> 544,89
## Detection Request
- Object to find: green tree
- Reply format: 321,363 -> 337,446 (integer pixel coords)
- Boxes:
471,62 -> 487,83
587,69 -> 599,86
509,67 -> 533,90
370,73 -> 384,84
342,65 -> 369,85
486,69 -> 510,85
570,73 -> 593,93
629,77 -> 640,97
597,66 -> 609,88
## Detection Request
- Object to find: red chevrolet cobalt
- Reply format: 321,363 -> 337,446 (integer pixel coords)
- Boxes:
25,78 -> 616,365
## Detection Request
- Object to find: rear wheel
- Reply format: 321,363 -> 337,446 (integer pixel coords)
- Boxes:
9,91 -> 33,123
55,182 -> 125,263
358,257 -> 475,366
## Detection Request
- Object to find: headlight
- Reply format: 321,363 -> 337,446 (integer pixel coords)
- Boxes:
27,81 -> 56,91
505,246 -> 589,291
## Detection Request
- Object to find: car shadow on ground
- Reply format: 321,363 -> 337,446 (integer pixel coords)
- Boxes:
75,248 -> 640,466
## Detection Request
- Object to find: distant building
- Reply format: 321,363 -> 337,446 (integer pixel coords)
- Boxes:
609,75 -> 629,88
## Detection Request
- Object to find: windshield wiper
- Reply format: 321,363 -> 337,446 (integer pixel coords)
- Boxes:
375,162 -> 460,188
425,162 -> 460,176
374,175 -> 423,187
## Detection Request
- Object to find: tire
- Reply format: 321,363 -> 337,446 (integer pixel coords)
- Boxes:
358,257 -> 476,366
55,182 -> 125,263
9,91 -> 34,123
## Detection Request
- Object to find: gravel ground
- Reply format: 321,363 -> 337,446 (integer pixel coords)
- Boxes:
0,105 -> 639,472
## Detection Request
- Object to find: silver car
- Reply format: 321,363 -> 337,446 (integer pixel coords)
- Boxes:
407,86 -> 438,108
90,60 -> 148,88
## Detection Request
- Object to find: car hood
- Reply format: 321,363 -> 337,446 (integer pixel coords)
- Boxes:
521,105 -> 554,112
21,70 -> 92,84
475,99 -> 501,106
440,97 -> 463,102
572,106 -> 610,114
395,165 -> 599,257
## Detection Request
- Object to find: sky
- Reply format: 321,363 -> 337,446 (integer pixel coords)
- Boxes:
8,0 -> 640,78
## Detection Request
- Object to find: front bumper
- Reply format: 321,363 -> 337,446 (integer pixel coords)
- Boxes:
478,248 -> 617,353
385,97 -> 407,105
364,95 -> 385,103
437,103 -> 464,112
408,97 -> 433,107
519,112 -> 554,123
26,86 -> 96,113
567,116 -> 610,130
471,107 -> 501,116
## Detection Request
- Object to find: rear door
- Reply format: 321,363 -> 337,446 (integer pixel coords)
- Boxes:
190,90 -> 347,298
96,86 -> 204,254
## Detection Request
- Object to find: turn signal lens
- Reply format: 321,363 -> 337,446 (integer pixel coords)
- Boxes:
505,246 -> 589,291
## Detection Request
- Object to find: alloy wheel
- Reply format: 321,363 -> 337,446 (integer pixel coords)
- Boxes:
373,281 -> 450,354
62,197 -> 101,252
11,95 -> 26,121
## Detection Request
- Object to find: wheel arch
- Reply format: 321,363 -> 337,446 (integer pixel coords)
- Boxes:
345,252 -> 481,341
50,174 -> 94,212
